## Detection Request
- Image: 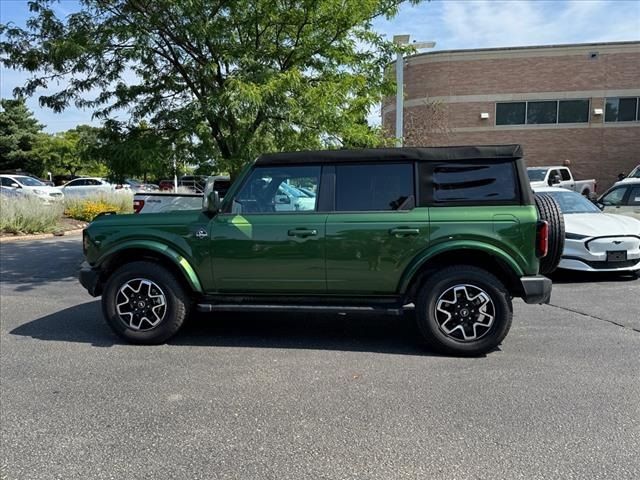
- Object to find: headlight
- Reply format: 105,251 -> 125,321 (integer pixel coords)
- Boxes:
33,189 -> 47,195
566,232 -> 589,240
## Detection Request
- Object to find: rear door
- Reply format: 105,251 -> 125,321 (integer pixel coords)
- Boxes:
325,163 -> 430,294
210,165 -> 326,293
559,168 -> 576,190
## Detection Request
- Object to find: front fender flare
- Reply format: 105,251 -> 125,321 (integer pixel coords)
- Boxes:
96,240 -> 203,293
398,241 -> 525,294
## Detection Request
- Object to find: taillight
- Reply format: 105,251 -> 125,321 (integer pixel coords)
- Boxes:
133,199 -> 145,214
536,220 -> 549,258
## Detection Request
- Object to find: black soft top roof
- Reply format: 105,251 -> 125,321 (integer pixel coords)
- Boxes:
256,145 -> 523,165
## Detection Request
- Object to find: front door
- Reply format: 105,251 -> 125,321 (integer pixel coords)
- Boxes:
210,165 -> 326,293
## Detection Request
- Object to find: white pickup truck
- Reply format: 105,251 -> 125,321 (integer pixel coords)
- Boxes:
133,176 -> 230,214
133,175 -> 317,213
527,166 -> 596,197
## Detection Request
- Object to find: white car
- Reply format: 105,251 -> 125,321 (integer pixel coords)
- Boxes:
0,174 -> 64,203
598,179 -> 640,220
61,177 -> 128,197
535,187 -> 640,273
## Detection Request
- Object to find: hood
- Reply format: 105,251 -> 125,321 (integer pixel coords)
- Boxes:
90,209 -> 206,227
529,181 -> 548,188
564,213 -> 640,237
28,185 -> 62,193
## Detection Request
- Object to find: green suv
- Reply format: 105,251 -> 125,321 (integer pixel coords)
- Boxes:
80,145 -> 554,355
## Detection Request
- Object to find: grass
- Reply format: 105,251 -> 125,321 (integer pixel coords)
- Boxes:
64,191 -> 133,222
0,196 -> 64,235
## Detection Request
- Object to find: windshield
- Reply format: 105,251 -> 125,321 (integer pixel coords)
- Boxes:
14,176 -> 45,187
545,190 -> 601,214
527,168 -> 548,182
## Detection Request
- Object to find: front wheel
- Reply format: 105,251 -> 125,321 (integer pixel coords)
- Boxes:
416,266 -> 513,356
102,261 -> 191,344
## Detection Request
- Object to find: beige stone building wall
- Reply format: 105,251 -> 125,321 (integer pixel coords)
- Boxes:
382,42 -> 640,191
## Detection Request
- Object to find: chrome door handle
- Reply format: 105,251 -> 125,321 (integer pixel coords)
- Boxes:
389,227 -> 420,237
288,228 -> 317,237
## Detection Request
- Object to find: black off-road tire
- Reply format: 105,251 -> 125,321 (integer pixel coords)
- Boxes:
534,193 -> 565,275
416,266 -> 513,356
102,261 -> 191,344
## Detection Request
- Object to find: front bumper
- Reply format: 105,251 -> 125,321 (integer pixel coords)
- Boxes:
520,275 -> 552,304
79,261 -> 102,297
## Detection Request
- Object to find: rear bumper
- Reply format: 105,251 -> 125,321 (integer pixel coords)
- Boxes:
520,275 -> 552,304
79,261 -> 102,297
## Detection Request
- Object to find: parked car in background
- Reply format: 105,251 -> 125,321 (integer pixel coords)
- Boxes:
534,187 -> 640,273
158,179 -> 175,191
124,179 -> 160,193
614,164 -> 640,185
0,174 -> 64,203
61,177 -> 128,198
133,176 -> 230,213
178,175 -> 208,193
0,185 -> 27,198
598,180 -> 640,220
528,166 -> 596,197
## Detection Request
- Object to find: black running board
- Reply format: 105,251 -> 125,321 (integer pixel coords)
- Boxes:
196,303 -> 404,316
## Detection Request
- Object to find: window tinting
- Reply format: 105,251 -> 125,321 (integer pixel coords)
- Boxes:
496,102 -> 525,125
558,100 -> 589,123
432,162 -> 518,203
527,101 -> 557,124
560,169 -> 572,181
336,164 -> 414,211
606,97 -> 639,122
601,187 -> 627,206
628,187 -> 640,206
230,165 -> 320,214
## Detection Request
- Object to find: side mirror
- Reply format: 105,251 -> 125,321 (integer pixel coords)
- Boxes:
549,175 -> 561,186
10,183 -> 20,188
276,195 -> 291,204
596,202 -> 605,210
203,190 -> 221,214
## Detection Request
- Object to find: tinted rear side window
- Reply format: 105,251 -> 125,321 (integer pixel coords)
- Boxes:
336,164 -> 414,211
432,162 -> 518,203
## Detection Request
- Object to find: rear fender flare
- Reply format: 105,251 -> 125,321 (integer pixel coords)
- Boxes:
398,241 -> 524,295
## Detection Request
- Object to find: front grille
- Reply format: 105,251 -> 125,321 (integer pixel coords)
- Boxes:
563,256 -> 640,269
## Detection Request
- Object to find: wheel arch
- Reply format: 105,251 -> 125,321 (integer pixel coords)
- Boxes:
399,244 -> 524,302
96,242 -> 203,295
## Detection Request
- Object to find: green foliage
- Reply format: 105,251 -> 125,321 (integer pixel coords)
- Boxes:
64,191 -> 133,222
0,196 -> 62,234
1,0 -> 419,177
0,98 -> 45,174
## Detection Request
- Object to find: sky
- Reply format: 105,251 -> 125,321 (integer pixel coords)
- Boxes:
1,0 -> 639,132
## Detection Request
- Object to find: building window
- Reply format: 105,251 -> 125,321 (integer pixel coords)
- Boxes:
527,101 -> 557,124
558,100 -> 590,123
496,99 -> 590,126
605,97 -> 639,122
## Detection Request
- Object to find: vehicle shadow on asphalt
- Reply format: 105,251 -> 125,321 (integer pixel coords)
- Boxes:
550,269 -> 639,284
10,301 -> 475,356
0,238 -> 82,292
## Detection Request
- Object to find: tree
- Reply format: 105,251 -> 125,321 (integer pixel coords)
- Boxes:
0,97 -> 45,174
34,125 -> 108,176
1,0 -> 418,178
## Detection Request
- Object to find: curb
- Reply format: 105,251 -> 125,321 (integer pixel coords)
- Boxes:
0,228 -> 85,243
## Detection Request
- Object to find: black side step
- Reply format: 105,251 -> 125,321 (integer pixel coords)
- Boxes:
196,303 -> 404,316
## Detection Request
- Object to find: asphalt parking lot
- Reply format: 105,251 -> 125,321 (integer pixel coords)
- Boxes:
1,235 -> 639,480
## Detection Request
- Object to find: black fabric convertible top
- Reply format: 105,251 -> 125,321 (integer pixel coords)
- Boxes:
256,145 -> 523,165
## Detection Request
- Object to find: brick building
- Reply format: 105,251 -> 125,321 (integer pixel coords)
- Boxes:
383,41 -> 640,190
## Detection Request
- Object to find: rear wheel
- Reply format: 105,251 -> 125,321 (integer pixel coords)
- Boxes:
535,193 -> 565,275
416,266 -> 513,356
102,261 -> 191,344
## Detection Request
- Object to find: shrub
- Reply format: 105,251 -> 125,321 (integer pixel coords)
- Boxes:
64,191 -> 133,222
0,196 -> 63,234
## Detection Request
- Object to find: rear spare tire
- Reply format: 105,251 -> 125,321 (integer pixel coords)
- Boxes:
535,193 -> 565,275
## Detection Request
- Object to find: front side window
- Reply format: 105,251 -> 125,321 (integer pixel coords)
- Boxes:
605,97 -> 639,122
496,102 -> 525,125
601,187 -> 627,206
432,162 -> 518,203
230,165 -> 320,214
336,163 -> 414,211
560,169 -> 572,181
628,187 -> 640,206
